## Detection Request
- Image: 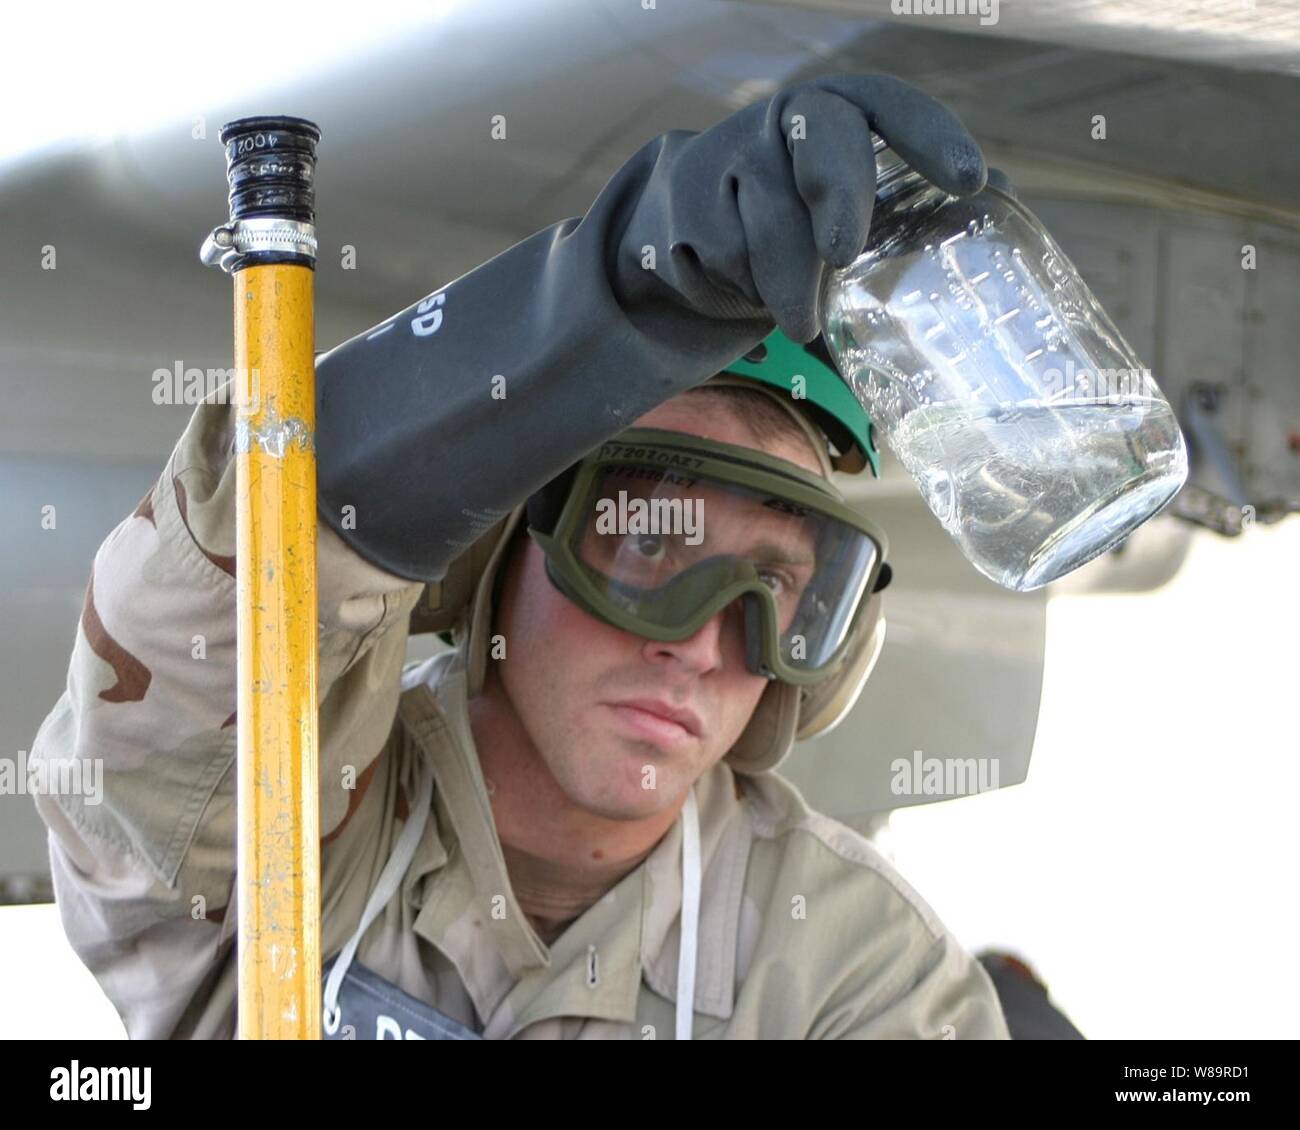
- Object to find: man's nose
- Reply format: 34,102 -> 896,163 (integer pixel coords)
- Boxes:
641,600 -> 743,674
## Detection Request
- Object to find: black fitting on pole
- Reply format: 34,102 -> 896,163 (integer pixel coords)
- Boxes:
221,116 -> 320,222
201,116 -> 322,272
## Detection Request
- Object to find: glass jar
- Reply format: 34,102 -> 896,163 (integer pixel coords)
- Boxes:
820,136 -> 1188,591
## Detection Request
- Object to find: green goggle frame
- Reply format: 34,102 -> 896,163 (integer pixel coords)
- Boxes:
527,428 -> 890,686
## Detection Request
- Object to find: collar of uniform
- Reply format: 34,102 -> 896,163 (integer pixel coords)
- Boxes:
483,861 -> 646,1038
408,646 -> 753,1031
403,651 -> 550,981
481,768 -> 753,1038
484,760 -> 753,1034
638,757 -> 751,1022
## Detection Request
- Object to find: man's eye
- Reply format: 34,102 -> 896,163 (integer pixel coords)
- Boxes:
758,568 -> 789,596
632,534 -> 666,561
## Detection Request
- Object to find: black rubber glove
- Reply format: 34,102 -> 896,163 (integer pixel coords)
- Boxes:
315,73 -> 986,582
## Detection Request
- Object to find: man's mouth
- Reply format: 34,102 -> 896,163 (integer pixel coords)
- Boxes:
605,698 -> 703,745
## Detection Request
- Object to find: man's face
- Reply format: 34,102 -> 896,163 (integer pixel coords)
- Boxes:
490,394 -> 823,821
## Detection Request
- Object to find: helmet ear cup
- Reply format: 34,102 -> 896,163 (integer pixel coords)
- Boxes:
796,589 -> 887,741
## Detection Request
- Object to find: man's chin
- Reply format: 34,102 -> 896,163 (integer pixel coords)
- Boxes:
559,740 -> 692,821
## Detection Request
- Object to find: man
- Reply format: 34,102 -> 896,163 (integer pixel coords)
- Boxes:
30,73 -> 1010,1038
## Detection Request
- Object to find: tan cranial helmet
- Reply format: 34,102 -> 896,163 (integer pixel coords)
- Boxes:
409,373 -> 889,775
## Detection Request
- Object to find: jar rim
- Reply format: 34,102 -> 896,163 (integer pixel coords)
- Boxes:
870,132 -> 930,205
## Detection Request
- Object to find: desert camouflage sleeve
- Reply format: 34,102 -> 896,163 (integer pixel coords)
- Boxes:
27,394 -> 425,1038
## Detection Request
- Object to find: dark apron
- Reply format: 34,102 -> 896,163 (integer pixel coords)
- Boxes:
321,954 -> 481,1041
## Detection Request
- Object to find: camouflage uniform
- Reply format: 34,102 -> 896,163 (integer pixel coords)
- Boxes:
29,397 -> 1009,1040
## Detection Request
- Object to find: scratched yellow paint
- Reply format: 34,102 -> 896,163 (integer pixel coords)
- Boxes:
233,264 -> 321,1040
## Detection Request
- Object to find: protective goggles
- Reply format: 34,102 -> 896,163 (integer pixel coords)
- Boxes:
527,428 -> 890,685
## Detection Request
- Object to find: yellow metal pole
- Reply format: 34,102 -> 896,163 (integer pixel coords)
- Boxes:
234,264 -> 320,1039
202,117 -> 323,1039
